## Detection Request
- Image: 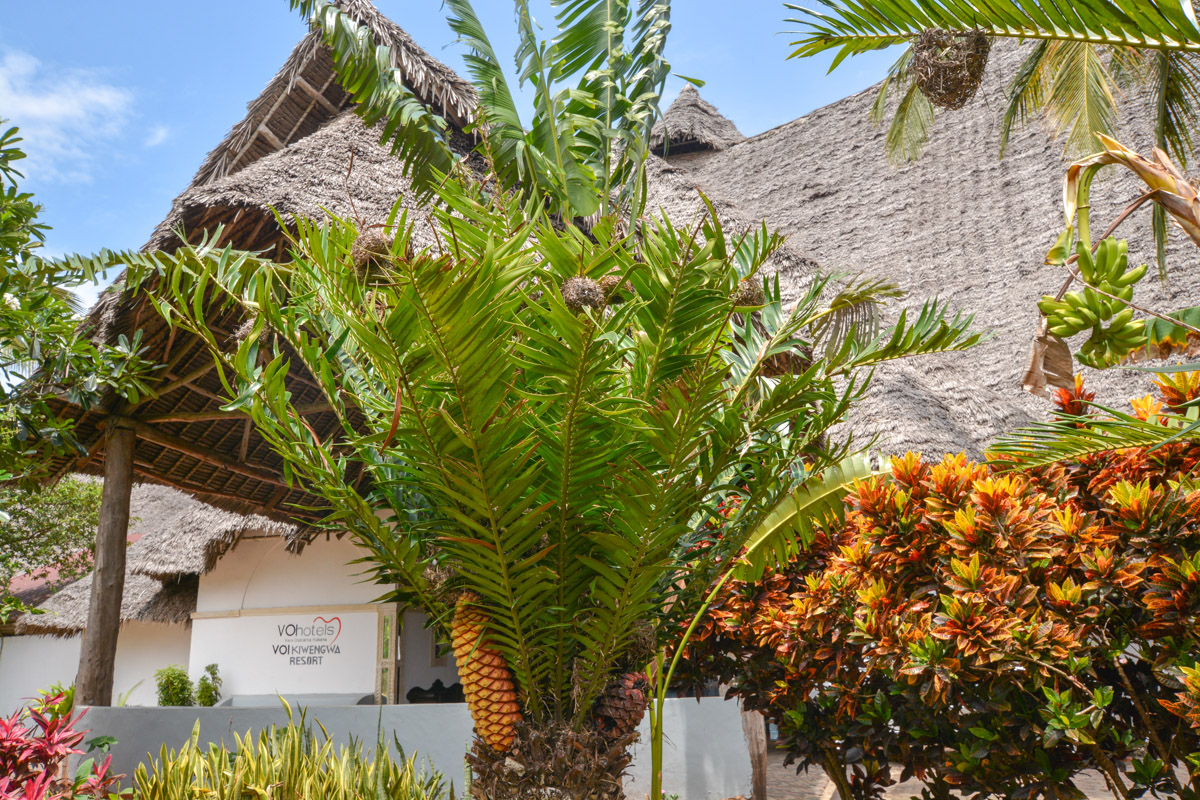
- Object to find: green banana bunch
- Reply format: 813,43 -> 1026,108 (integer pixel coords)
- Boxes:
1036,237 -> 1149,367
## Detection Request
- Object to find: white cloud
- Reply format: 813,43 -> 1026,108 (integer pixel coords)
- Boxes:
0,50 -> 133,183
144,124 -> 169,147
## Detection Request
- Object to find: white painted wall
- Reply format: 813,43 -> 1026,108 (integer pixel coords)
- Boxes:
399,611 -> 460,702
0,623 -> 191,714
189,610 -> 379,699
113,622 -> 191,707
0,634 -> 81,715
196,535 -> 381,613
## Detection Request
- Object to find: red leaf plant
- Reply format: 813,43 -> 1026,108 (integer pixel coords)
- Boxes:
0,693 -> 123,800
680,375 -> 1200,800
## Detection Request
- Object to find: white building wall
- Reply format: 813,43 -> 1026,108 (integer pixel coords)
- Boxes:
0,623 -> 191,714
112,622 -> 191,707
0,634 -> 81,715
196,535 -> 380,612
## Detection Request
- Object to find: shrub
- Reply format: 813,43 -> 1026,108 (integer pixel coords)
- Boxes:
134,702 -> 446,800
684,377 -> 1200,799
0,691 -> 125,800
153,666 -> 193,707
193,664 -> 221,708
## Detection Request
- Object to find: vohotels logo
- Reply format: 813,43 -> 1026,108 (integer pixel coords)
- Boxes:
276,616 -> 341,642
272,615 -> 343,665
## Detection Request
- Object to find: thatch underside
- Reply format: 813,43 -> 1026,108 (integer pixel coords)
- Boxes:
16,573 -> 198,637
188,0 -> 474,189
650,85 -> 745,155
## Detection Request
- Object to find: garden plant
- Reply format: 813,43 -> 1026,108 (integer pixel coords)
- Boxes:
683,375 -> 1200,799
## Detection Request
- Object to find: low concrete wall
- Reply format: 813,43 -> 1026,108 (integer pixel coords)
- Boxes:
80,697 -> 751,800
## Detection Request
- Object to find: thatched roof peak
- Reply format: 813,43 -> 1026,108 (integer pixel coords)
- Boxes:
189,0 -> 475,189
650,84 -> 745,156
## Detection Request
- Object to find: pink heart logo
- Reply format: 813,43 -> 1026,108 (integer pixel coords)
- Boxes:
313,616 -> 341,643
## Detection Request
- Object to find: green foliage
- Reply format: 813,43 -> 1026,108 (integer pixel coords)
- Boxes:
153,665 -> 194,708
0,124 -> 158,481
288,0 -> 673,220
684,404 -> 1200,797
193,664 -> 221,708
135,702 -> 446,800
0,476 -> 102,601
127,173 -> 979,742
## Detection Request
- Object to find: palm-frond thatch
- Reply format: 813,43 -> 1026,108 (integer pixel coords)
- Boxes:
16,573 -> 198,637
650,85 -> 745,155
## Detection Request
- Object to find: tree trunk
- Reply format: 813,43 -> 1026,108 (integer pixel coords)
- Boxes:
740,703 -> 768,800
75,423 -> 135,706
466,721 -> 636,800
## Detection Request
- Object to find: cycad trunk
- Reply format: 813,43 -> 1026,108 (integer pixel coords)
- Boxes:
466,721 -> 636,800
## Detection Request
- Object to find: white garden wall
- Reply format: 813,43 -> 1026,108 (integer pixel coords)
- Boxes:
0,634 -> 81,714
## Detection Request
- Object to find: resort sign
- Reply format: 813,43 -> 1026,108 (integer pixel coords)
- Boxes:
190,607 -> 380,697
272,616 -> 343,665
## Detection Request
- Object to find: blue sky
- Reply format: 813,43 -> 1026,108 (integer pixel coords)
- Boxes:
0,2 -> 897,305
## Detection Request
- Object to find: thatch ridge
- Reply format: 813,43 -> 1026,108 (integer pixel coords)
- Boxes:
650,84 -> 745,156
16,573 -> 198,637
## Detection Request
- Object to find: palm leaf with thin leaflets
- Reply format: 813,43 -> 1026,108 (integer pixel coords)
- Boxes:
1000,41 -> 1051,157
1045,42 -> 1123,157
989,405 -> 1200,467
870,47 -> 937,166
785,1 -> 1200,65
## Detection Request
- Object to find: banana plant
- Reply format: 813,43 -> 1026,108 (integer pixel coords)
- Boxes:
101,172 -> 981,794
289,0 -> 672,221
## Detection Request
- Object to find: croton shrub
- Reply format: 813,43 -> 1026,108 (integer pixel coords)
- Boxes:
682,375 -> 1200,800
0,691 -> 124,800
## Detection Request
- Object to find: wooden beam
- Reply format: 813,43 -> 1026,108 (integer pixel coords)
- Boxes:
75,423 -> 135,706
117,417 -> 289,489
140,401 -> 331,425
255,123 -> 285,150
296,76 -> 339,115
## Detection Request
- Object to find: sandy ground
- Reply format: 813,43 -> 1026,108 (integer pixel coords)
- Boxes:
765,748 -> 1118,800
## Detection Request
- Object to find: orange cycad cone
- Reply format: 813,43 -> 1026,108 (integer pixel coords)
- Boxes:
452,592 -> 522,752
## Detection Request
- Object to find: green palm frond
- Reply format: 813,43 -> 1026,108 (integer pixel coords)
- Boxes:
1000,41 -> 1051,157
989,405 -> 1200,468
785,1 -> 1200,65
1046,42 -> 1122,157
886,81 -> 937,165
835,299 -> 984,372
807,277 -> 905,357
288,1 -> 458,200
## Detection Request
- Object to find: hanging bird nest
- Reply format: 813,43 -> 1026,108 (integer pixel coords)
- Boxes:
911,29 -> 991,111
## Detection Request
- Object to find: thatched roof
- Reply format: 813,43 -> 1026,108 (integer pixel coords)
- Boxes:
668,42 -> 1200,457
129,502 -> 298,581
9,482 -> 295,636
16,573 -> 198,637
650,85 -> 745,155
188,0 -> 474,189
40,0 -> 480,525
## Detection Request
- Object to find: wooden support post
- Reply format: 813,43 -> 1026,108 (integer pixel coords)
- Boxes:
740,701 -> 768,800
75,423 -> 136,707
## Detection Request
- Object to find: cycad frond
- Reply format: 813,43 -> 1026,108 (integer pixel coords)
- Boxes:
808,277 -> 905,357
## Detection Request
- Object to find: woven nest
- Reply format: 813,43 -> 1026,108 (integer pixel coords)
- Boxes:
912,29 -> 992,110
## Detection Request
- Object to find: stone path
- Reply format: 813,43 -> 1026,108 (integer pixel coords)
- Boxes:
765,749 -> 1117,800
